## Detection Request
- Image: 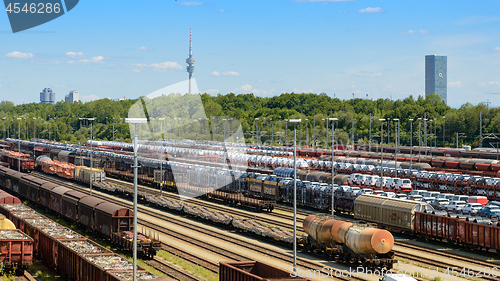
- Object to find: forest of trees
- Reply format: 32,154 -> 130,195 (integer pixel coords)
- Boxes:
0,92 -> 498,149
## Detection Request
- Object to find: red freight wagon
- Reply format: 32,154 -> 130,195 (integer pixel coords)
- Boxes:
459,219 -> 500,251
3,169 -> 17,191
61,190 -> 88,221
0,229 -> 33,269
39,182 -> 59,208
11,172 -> 24,195
414,211 -> 459,241
78,196 -> 105,230
94,203 -> 133,236
9,211 -> 44,231
80,253 -> 133,281
19,175 -> 35,199
219,261 -> 309,281
0,193 -> 21,204
38,227 -> 86,270
23,218 -> 61,255
27,177 -> 46,204
57,239 -> 112,280
50,186 -> 71,214
0,203 -> 28,218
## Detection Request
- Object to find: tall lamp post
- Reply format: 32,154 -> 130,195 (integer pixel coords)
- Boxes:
17,118 -> 21,171
113,118 -> 116,141
288,118 -> 301,274
158,118 -> 165,195
442,116 -> 445,147
409,119 -> 414,170
379,119 -> 385,179
125,118 -> 148,281
393,119 -> 399,178
329,118 -> 338,217
79,118 -> 95,195
418,118 -> 422,163
3,117 -> 6,140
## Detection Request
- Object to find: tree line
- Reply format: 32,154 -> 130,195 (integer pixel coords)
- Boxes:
0,92 -> 496,149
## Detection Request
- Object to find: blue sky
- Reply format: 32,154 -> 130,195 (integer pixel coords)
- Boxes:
1,0 -> 500,108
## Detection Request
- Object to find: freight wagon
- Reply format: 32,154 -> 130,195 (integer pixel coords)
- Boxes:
0,194 -> 169,281
0,166 -> 159,259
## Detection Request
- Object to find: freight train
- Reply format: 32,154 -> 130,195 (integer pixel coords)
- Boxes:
303,215 -> 395,269
0,165 -> 160,259
0,191 -> 170,281
340,194 -> 500,254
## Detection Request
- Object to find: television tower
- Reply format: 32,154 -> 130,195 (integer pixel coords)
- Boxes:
186,28 -> 195,95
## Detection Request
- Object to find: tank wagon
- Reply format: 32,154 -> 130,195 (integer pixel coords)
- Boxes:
303,215 -> 395,269
0,166 -> 160,259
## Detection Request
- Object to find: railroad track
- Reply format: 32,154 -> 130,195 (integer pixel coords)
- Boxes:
107,173 -> 500,277
161,244 -> 219,274
33,172 -> 365,281
145,257 -> 200,281
395,250 -> 499,281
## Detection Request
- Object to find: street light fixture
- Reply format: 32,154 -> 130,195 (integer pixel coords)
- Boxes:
17,118 -> 21,171
328,118 -> 338,217
409,119 -> 414,170
288,118 -> 301,275
158,118 -> 165,196
393,118 -> 399,178
379,119 -> 386,179
125,117 -> 148,281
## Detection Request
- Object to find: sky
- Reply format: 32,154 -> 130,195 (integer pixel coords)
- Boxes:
1,0 -> 500,108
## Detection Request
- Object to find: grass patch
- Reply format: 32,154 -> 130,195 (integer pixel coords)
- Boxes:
156,250 -> 218,281
30,260 -> 59,281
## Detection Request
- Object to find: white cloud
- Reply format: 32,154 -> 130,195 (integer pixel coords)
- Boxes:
448,81 -> 463,88
355,71 -> 382,77
241,84 -> 253,91
65,52 -> 84,58
150,61 -> 183,70
136,46 -> 148,50
0,84 -> 2,87
494,47 -> 500,51
132,69 -> 141,73
403,30 -> 416,35
218,9 -> 226,12
419,29 -> 429,35
5,51 -> 34,58
81,94 -> 100,102
479,81 -> 500,87
204,89 -> 219,94
211,71 -> 221,76
294,0 -> 354,2
179,1 -> 202,6
132,61 -> 182,71
68,61 -> 75,64
358,7 -> 384,13
222,71 -> 240,76
383,85 -> 396,91
81,56 -> 104,63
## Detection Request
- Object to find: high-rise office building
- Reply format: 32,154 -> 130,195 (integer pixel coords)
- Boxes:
65,90 -> 79,103
40,88 -> 55,104
425,55 -> 447,104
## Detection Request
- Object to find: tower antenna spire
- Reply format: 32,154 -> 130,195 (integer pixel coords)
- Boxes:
186,28 -> 195,95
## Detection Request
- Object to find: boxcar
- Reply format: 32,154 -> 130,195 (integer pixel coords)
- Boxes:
354,194 -> 433,232
94,203 -> 132,236
78,196 -> 105,229
39,183 -> 59,208
458,219 -> 500,251
61,190 -> 88,221
50,186 -> 71,214
11,172 -> 24,195
27,177 -> 46,203
19,175 -> 35,199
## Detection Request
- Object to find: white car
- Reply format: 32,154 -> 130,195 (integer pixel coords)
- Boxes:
375,177 -> 390,189
394,178 -> 412,191
382,192 -> 396,198
345,186 -> 362,195
348,173 -> 361,185
461,203 -> 483,215
446,201 -> 467,212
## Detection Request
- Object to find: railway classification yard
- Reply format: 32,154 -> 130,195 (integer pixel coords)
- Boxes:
0,138 -> 500,281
